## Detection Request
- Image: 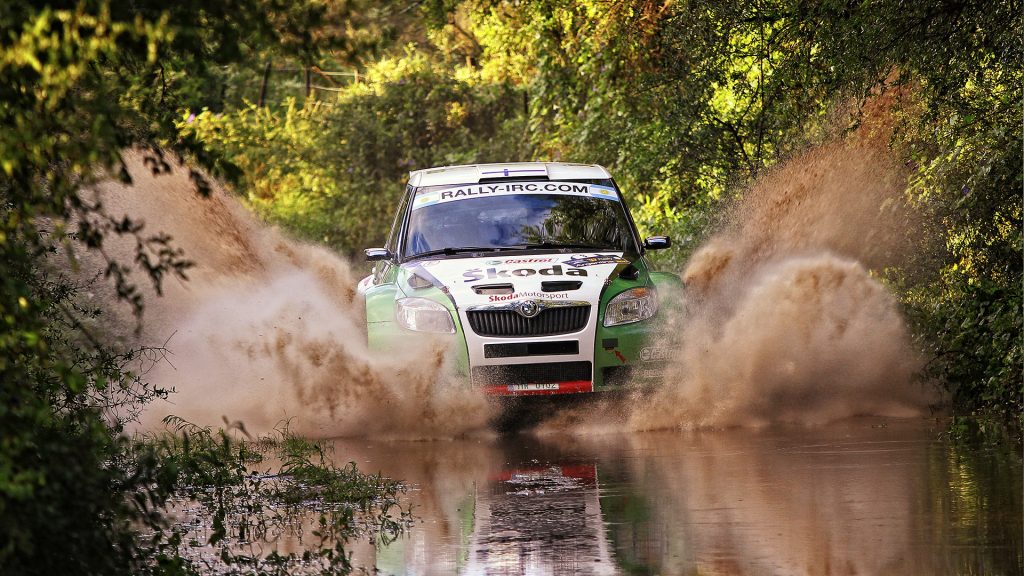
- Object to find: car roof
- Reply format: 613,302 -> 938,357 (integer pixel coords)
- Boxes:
408,162 -> 612,187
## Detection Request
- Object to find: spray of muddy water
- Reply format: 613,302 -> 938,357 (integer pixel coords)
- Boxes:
631,109 -> 936,430
79,151 -> 492,438
541,105 -> 937,433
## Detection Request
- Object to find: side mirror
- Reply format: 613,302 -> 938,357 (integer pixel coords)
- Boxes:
364,247 -> 392,261
643,236 -> 672,250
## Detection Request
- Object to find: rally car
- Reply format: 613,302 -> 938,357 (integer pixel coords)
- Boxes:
357,162 -> 681,396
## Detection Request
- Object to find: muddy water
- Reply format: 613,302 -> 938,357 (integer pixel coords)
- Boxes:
324,418 -> 1021,575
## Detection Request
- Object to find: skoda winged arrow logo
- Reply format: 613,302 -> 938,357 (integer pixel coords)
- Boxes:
517,300 -> 540,318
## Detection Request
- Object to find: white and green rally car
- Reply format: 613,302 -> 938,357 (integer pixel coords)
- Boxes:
357,162 -> 682,396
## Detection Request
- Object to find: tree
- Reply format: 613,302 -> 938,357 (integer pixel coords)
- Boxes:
0,1 -> 332,572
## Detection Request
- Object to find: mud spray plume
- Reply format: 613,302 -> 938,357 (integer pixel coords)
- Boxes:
624,102 -> 937,431
78,151 -> 492,439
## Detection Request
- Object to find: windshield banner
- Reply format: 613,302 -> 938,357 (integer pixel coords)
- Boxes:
412,181 -> 619,211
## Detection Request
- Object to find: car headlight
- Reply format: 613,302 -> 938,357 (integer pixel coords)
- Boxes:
395,297 -> 455,333
603,287 -> 658,327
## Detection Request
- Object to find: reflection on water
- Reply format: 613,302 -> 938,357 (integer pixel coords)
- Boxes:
333,419 -> 1021,575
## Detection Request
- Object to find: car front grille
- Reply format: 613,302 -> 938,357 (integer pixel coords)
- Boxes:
467,305 -> 590,337
472,361 -> 592,386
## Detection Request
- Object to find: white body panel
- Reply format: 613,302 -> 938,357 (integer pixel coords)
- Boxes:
409,252 -> 628,374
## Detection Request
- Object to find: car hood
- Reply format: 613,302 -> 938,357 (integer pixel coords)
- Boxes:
398,252 -> 637,309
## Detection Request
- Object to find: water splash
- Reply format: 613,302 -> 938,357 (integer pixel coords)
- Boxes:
535,101 -> 937,434
626,102 -> 936,430
79,150 -> 492,438
631,254 -> 929,430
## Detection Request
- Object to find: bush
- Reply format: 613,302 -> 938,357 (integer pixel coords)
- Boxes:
184,53 -> 531,255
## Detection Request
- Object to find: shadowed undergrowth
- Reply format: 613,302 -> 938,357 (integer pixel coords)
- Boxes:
134,417 -> 411,575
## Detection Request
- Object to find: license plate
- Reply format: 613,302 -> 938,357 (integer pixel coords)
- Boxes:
508,383 -> 559,392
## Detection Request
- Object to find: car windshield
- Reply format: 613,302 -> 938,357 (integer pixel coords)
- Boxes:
403,181 -> 637,260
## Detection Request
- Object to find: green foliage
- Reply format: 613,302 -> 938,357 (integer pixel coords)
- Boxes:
911,277 -> 1022,425
143,418 -> 410,574
457,1 -> 839,235
0,1 -> 392,574
0,5 -> 175,572
184,53 -> 530,253
1,412 -> 162,575
885,4 -> 1023,425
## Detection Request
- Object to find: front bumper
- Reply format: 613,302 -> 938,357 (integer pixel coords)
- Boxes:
470,315 -> 669,396
369,313 -> 669,397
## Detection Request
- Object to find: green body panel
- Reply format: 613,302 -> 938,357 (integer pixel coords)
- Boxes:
592,262 -> 683,391
364,265 -> 399,325
365,266 -> 470,376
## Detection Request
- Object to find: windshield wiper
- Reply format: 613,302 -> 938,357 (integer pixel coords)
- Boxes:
406,243 -> 616,262
515,242 -> 613,251
405,246 -> 520,261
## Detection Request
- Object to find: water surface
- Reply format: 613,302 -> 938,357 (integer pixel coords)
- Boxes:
334,418 -> 1022,575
